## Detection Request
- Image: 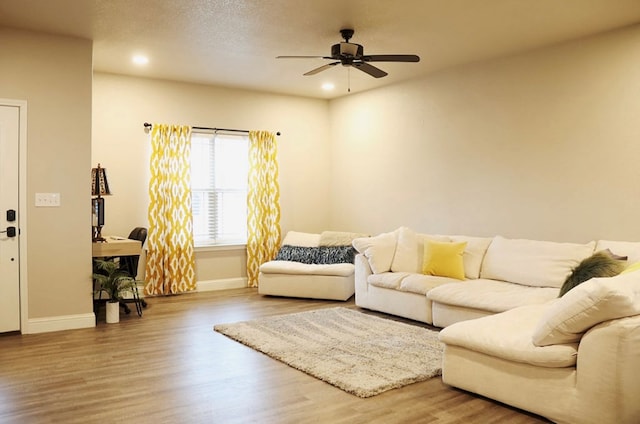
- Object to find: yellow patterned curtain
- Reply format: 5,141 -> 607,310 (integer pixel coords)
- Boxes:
145,124 -> 197,295
246,130 -> 281,287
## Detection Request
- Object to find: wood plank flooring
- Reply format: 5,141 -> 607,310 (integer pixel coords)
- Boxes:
0,289 -> 550,423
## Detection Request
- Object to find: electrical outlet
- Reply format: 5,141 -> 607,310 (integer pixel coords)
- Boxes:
35,193 -> 61,207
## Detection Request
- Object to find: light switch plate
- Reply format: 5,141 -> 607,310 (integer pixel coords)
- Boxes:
35,193 -> 61,207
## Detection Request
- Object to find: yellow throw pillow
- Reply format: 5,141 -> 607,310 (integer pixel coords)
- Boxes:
422,240 -> 467,280
621,261 -> 640,275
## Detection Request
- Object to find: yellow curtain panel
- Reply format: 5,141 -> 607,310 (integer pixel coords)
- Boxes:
145,124 -> 197,295
246,130 -> 281,287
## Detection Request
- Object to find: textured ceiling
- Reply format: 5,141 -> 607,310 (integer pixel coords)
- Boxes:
1,0 -> 640,99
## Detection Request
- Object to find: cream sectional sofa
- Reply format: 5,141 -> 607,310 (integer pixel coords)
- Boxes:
258,231 -> 363,301
353,226 -> 579,325
353,227 -> 640,423
439,278 -> 640,424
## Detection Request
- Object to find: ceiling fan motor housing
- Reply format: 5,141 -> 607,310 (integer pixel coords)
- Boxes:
332,42 -> 363,58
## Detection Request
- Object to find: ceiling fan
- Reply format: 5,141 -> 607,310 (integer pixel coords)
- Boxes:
277,29 -> 420,78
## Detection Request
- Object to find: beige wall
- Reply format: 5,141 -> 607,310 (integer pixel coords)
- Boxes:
0,28 -> 93,325
92,73 -> 331,283
329,24 -> 640,243
6,21 -> 637,332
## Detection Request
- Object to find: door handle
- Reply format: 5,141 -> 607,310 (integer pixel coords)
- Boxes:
0,226 -> 17,237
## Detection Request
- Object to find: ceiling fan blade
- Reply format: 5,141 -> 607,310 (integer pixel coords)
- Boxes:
303,62 -> 339,76
276,55 -> 326,59
362,54 -> 420,63
353,62 -> 388,78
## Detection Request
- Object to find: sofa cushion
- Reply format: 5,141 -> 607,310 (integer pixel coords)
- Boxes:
282,231 -> 320,247
352,229 -> 399,274
390,227 -> 450,273
439,304 -> 578,368
399,273 -> 460,295
390,228 -> 491,279
319,230 -> 368,246
559,250 -> 626,297
596,240 -> 640,266
368,272 -> 459,295
449,235 -> 493,279
532,271 -> 640,346
367,272 -> 411,290
480,236 -> 595,288
390,226 -> 421,272
274,245 -> 355,264
427,279 -> 559,313
260,260 -> 354,276
422,240 -> 467,280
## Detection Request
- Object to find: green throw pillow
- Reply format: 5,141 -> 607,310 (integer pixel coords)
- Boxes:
559,250 -> 626,297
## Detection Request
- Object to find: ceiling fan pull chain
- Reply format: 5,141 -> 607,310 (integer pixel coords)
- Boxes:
348,67 -> 351,93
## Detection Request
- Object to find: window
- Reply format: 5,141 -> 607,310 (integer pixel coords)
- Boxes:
190,131 -> 249,246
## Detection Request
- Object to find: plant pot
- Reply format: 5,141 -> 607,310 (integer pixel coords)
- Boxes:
106,301 -> 120,323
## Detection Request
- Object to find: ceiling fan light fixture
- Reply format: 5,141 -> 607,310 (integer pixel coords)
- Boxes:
338,42 -> 361,57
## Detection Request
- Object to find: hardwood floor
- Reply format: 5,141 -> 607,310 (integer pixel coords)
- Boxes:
0,289 -> 550,423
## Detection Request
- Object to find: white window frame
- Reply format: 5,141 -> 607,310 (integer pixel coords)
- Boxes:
190,130 -> 249,247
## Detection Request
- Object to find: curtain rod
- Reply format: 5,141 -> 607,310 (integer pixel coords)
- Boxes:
143,122 -> 281,136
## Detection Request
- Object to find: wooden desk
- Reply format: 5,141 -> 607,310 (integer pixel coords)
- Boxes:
92,236 -> 146,318
92,236 -> 142,257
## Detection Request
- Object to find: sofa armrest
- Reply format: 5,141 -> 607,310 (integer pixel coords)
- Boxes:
354,254 -> 372,307
574,314 -> 640,423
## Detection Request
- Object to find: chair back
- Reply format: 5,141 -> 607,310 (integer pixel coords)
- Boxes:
128,227 -> 148,245
121,227 -> 147,278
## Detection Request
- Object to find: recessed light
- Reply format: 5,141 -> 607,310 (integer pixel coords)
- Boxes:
132,55 -> 149,65
321,82 -> 335,91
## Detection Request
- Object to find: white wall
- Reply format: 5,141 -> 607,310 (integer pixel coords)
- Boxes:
329,24 -> 640,243
92,73 -> 331,283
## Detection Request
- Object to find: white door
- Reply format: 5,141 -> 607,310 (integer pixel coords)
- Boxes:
0,105 -> 20,332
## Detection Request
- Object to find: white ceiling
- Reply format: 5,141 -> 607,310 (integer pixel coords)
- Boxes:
2,0 -> 640,99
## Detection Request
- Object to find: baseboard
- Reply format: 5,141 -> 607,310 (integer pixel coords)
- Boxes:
24,313 -> 95,334
197,277 -> 247,292
23,280 -> 246,333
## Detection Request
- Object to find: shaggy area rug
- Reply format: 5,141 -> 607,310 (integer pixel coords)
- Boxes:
213,307 -> 443,397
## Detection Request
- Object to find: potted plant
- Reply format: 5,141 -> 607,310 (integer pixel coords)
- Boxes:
93,259 -> 138,323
